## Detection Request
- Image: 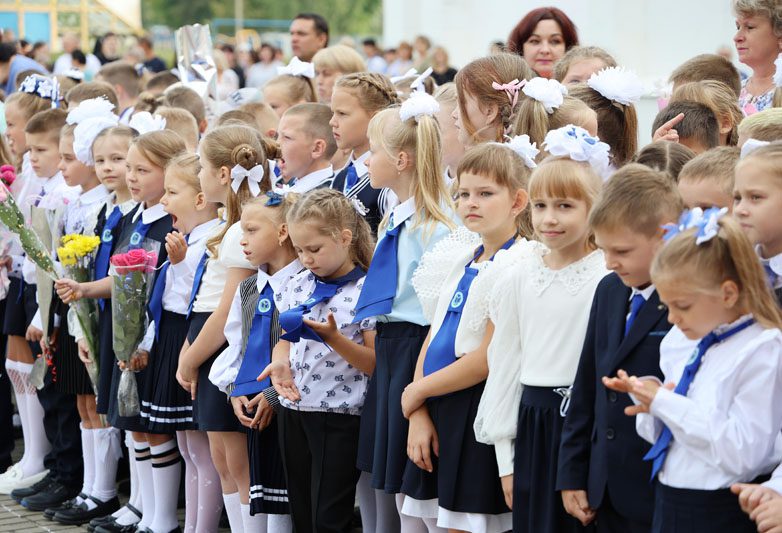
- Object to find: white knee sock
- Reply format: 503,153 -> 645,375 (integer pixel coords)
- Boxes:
241,502 -> 266,532
113,433 -> 140,523
357,471 -> 377,533
90,427 -> 121,503
79,425 -> 95,503
223,491 -> 243,533
149,440 -> 182,533
24,387 -> 49,475
130,442 -> 154,529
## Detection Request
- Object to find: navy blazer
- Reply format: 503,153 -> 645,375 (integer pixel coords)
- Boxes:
556,273 -> 669,523
331,166 -> 390,233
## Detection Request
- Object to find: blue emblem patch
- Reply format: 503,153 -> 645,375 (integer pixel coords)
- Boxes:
129,232 -> 141,246
102,229 -> 113,242
258,298 -> 272,313
450,291 -> 464,309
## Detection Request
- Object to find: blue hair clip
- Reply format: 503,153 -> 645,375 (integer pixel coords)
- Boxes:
662,207 -> 728,245
265,190 -> 283,207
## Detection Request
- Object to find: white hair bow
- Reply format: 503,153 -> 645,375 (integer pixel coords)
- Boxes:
491,135 -> 539,169
587,67 -> 644,106
741,138 -> 771,158
73,115 -> 120,165
66,97 -> 116,125
522,77 -> 568,113
19,75 -> 60,107
543,124 -> 611,180
410,67 -> 433,92
230,164 -> 265,197
350,198 -> 368,216
129,112 -> 167,135
390,68 -> 418,84
399,90 -> 440,123
277,57 -> 315,79
774,53 -> 782,88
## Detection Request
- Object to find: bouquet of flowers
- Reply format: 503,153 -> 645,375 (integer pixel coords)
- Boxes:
57,234 -> 101,392
110,245 -> 158,417
0,183 -> 58,280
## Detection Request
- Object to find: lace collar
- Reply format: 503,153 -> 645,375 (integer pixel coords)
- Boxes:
528,245 -> 605,296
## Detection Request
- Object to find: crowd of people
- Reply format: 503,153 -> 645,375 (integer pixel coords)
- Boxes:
0,2 -> 780,533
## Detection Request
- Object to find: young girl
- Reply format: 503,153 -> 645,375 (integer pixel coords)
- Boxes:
260,188 -> 376,533
209,193 -> 301,532
329,72 -> 400,231
263,57 -> 318,117
176,124 -> 274,532
568,67 -> 643,168
475,142 -> 607,533
312,45 -> 366,104
552,46 -> 617,85
453,53 -> 534,147
397,141 -> 534,533
354,95 -> 456,533
604,210 -> 782,533
141,153 -> 221,533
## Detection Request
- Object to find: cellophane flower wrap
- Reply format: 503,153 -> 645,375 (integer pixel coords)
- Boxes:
110,243 -> 159,417
57,234 -> 101,393
0,181 -> 58,280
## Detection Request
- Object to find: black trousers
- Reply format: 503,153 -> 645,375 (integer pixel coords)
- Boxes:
596,490 -> 650,533
278,408 -> 360,533
37,372 -> 82,487
0,298 -> 13,471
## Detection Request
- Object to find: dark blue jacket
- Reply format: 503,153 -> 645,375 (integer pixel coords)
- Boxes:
556,273 -> 669,523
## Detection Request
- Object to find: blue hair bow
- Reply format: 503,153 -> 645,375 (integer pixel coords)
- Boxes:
265,190 -> 284,207
662,207 -> 728,245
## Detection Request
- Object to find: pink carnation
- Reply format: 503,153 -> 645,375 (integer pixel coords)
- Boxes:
0,165 -> 16,188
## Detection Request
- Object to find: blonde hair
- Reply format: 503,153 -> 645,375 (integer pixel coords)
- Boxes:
651,215 -> 782,329
670,81 -> 743,145
64,81 -> 119,109
678,146 -> 740,195
434,82 -> 457,107
569,83 -> 638,167
548,97 -> 596,133
265,74 -> 317,105
98,61 -> 142,98
511,95 -> 594,148
733,0 -> 782,37
201,125 -> 280,256
93,125 -> 136,153
6,89 -> 56,121
669,54 -> 741,97
454,53 -> 535,142
239,102 -> 279,134
456,143 -> 534,237
130,130 -> 187,170
529,157 -> 603,247
334,72 -> 400,114
367,107 -> 455,234
736,141 -> 782,185
134,91 -> 164,114
312,45 -> 366,74
165,153 -> 202,192
631,141 -> 696,182
283,103 -> 338,159
589,163 -> 683,237
738,108 -> 782,141
286,189 -> 375,271
155,107 -> 199,149
553,46 -> 617,82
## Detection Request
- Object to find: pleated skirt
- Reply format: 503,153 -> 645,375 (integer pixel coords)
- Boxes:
652,482 -> 756,533
3,278 -> 28,336
247,404 -> 289,516
50,299 -> 93,395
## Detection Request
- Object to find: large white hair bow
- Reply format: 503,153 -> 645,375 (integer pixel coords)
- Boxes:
73,116 -> 120,166
543,124 -> 611,180
277,57 -> 315,79
522,77 -> 568,113
19,75 -> 60,107
66,97 -> 116,125
390,68 -> 418,84
410,67 -> 433,92
129,112 -> 167,135
774,53 -> 782,88
400,90 -> 440,122
231,164 -> 265,197
587,67 -> 644,106
490,135 -> 539,169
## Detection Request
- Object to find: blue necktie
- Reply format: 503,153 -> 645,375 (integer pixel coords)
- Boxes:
764,263 -> 779,288
95,205 -> 123,310
423,236 -> 517,376
186,251 -> 209,319
147,261 -> 169,340
343,162 -> 359,194
624,293 -> 646,337
353,214 -> 400,322
232,282 -> 275,396
273,164 -> 281,178
279,267 -> 366,343
643,317 -> 756,479
128,217 -> 152,250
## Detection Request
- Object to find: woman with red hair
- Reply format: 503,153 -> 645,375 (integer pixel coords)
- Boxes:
507,7 -> 579,79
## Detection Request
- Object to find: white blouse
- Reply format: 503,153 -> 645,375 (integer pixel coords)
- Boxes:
276,269 -> 375,415
210,259 -> 303,393
191,221 -> 254,313
635,320 -> 782,490
61,184 -> 110,237
476,245 -> 608,476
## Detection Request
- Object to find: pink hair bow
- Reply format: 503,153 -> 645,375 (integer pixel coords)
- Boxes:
492,79 -> 525,106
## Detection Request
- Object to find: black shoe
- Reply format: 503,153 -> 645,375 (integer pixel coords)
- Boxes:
54,496 -> 121,525
89,503 -> 142,531
136,527 -> 182,533
10,472 -> 55,502
94,518 -> 141,533
43,493 -> 87,520
20,480 -> 80,511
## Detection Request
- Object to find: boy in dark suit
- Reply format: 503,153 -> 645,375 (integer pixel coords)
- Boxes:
557,164 -> 685,533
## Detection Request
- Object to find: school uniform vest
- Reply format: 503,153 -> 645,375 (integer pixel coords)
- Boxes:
331,167 -> 384,233
238,275 -> 282,359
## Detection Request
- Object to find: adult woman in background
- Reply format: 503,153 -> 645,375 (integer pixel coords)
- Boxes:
733,0 -> 782,113
507,6 -> 579,79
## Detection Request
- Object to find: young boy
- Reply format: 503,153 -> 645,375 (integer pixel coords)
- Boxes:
155,107 -> 199,152
276,103 -> 337,191
737,108 -> 782,147
162,85 -> 208,134
64,81 -> 119,110
96,61 -> 141,124
557,164 -> 684,533
240,101 -> 280,138
677,146 -> 739,211
653,101 -> 720,154
668,53 -> 741,97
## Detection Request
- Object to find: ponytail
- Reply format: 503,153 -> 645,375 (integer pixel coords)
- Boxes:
510,97 -> 549,148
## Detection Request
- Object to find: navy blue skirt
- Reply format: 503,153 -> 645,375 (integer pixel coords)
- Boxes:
401,382 -> 509,515
187,312 -> 241,432
513,385 -> 587,533
357,321 -> 428,493
23,283 -> 41,356
49,298 -> 93,395
247,399 -> 289,516
96,308 -> 114,414
652,482 -> 755,533
106,319 -> 155,432
141,310 -> 193,432
3,278 -> 28,336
